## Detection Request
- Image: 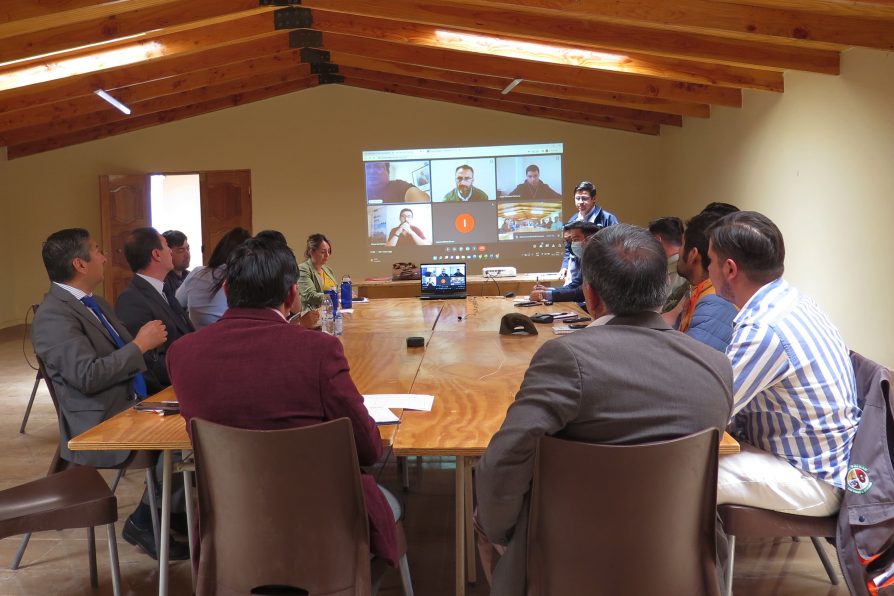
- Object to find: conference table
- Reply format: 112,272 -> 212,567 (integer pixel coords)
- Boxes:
69,296 -> 739,596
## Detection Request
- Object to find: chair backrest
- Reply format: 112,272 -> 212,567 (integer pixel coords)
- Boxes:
527,428 -> 721,596
191,417 -> 371,596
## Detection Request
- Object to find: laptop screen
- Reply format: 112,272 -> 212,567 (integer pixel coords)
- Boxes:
421,263 -> 467,296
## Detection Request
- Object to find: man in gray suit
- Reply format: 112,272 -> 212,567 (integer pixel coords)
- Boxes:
475,224 -> 734,596
33,228 -> 188,560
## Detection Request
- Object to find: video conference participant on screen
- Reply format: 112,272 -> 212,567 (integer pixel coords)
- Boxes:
507,165 -> 561,200
365,161 -> 431,203
386,208 -> 430,247
443,165 -> 490,202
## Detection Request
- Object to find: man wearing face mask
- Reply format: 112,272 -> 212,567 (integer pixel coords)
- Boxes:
530,222 -> 600,304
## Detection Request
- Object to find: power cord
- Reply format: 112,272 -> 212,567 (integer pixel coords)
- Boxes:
21,305 -> 37,371
483,273 -> 501,297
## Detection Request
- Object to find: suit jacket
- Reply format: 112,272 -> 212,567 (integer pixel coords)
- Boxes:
475,311 -> 734,596
297,259 -> 336,313
166,307 -> 398,566
32,284 -> 149,466
115,274 -> 194,387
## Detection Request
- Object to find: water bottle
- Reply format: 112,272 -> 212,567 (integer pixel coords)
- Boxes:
340,274 -> 352,309
321,297 -> 334,335
333,312 -> 343,337
327,289 -> 339,317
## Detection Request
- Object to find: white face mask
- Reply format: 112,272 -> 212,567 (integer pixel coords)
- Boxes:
571,241 -> 584,260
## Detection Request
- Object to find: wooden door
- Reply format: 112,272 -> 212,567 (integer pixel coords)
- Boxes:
99,174 -> 151,305
199,170 -> 252,262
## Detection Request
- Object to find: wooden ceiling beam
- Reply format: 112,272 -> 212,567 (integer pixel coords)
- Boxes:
306,9 -> 783,91
0,27 -> 291,114
0,1 -> 181,39
302,0 -> 838,74
0,67 -> 313,146
343,77 -> 661,135
313,32 -> 742,107
0,0 -> 272,66
6,77 -> 318,160
329,53 -> 710,117
473,0 -> 894,50
0,53 -> 307,133
339,66 -> 681,126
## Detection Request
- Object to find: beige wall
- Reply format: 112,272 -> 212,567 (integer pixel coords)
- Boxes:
0,84 -> 663,328
661,48 -> 894,367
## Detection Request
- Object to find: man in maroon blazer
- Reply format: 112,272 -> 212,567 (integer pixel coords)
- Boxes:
166,237 -> 398,566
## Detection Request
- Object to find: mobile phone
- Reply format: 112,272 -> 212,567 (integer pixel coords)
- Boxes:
568,322 -> 589,329
515,301 -> 540,307
566,317 -> 592,324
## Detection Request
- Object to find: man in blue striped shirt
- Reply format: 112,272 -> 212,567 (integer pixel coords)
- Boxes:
707,211 -> 861,515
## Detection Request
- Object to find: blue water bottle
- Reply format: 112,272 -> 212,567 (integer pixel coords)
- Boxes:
326,289 -> 339,316
340,274 -> 352,309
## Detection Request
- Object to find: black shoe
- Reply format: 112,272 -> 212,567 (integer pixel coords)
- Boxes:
122,517 -> 190,560
169,512 -> 191,538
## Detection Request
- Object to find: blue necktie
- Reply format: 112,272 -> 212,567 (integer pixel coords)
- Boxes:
80,295 -> 147,398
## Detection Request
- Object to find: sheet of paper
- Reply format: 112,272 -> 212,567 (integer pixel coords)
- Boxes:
552,325 -> 579,335
363,394 -> 434,411
365,405 -> 399,425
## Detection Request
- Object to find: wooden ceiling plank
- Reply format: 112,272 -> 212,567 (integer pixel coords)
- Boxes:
0,52 -> 307,133
307,9 -> 784,91
339,66 -> 682,126
329,52 -> 710,117
6,78 -> 318,159
343,78 -> 661,135
0,29 -> 291,114
0,67 -> 314,146
303,0 -> 838,74
0,0 -> 271,66
712,0 -> 894,20
472,0 -> 894,50
317,32 -> 742,107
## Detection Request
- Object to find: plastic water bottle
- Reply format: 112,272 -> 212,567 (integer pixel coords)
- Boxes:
340,275 -> 352,309
321,297 -> 334,335
334,312 -> 343,337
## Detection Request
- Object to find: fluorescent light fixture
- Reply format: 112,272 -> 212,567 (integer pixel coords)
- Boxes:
94,89 -> 131,114
434,30 -> 626,68
0,41 -> 163,92
501,78 -> 523,95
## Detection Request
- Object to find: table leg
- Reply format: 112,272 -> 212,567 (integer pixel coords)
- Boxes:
464,457 -> 477,584
181,452 -> 196,592
455,455 -> 466,596
158,450 -> 172,596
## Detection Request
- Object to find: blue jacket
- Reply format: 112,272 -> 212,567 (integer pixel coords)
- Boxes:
684,294 -> 736,352
561,206 -> 619,269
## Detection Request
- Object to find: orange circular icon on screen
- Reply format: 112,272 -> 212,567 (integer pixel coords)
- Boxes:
455,213 -> 476,234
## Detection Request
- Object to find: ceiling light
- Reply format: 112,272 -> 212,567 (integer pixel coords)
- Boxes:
501,79 -> 523,95
94,89 -> 131,114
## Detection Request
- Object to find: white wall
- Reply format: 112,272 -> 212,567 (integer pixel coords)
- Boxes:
661,48 -> 894,367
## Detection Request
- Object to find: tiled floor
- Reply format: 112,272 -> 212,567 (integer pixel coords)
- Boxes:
0,324 -> 848,595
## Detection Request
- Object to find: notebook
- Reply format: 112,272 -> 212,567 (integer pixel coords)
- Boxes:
420,262 -> 467,300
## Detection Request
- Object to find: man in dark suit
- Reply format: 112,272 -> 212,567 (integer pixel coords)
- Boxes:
475,224 -> 734,596
161,229 -> 190,294
31,228 -> 188,560
167,237 -> 399,568
116,227 -> 194,387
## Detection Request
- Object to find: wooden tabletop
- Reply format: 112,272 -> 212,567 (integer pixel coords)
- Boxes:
70,297 -> 738,456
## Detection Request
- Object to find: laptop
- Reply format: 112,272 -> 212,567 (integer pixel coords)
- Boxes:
420,262 -> 467,300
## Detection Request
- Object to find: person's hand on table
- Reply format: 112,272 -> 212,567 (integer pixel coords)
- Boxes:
557,267 -> 568,280
290,310 -> 320,329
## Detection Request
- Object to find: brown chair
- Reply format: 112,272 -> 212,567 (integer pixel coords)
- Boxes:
0,466 -> 122,595
191,417 -> 413,596
13,356 -> 162,569
527,428 -> 721,596
717,505 -> 837,596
